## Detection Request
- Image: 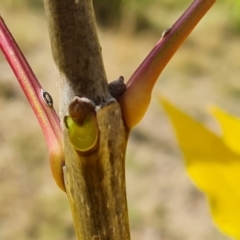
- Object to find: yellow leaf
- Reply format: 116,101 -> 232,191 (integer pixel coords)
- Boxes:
210,106 -> 240,155
160,97 -> 240,240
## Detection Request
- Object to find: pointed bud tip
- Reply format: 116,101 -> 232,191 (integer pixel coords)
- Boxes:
69,97 -> 96,125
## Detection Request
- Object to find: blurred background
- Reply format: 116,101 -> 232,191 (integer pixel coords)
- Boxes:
0,0 -> 239,239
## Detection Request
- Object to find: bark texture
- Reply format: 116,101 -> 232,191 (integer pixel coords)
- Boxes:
44,0 -> 110,113
43,0 -> 131,239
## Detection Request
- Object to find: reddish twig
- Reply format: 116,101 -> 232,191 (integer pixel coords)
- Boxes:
0,15 -> 65,191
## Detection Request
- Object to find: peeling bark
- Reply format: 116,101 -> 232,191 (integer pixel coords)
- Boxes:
43,0 -> 131,239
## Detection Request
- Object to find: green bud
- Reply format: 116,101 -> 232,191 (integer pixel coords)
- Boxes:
65,97 -> 99,154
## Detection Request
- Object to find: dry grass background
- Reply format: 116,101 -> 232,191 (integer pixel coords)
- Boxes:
0,1 -> 239,239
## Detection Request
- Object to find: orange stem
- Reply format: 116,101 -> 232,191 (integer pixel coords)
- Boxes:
0,15 -> 65,191
119,0 -> 216,129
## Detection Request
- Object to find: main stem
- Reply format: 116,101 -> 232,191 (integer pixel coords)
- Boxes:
43,0 -> 130,239
43,0 -> 110,110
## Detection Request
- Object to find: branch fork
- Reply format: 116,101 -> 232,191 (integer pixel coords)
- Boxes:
0,1 -> 216,238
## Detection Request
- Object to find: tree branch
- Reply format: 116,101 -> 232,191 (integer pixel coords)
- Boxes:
1,0 -> 216,238
43,0 -> 111,112
43,0 -> 130,239
42,0 -> 215,239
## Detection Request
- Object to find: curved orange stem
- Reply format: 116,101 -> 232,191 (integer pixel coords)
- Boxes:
0,15 -> 65,191
119,0 -> 216,129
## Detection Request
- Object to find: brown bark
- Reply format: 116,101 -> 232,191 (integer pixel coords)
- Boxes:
43,0 -> 131,239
